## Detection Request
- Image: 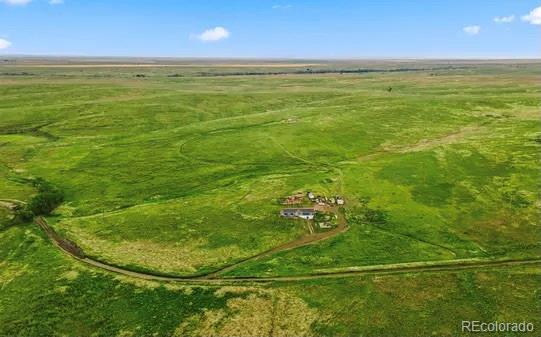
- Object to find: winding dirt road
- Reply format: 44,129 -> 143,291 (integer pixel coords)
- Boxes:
34,216 -> 540,284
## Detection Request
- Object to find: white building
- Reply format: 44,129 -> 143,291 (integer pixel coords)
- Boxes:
280,208 -> 315,220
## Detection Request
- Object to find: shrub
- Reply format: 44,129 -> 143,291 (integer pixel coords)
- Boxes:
347,196 -> 389,226
10,178 -> 65,224
28,192 -> 63,215
12,207 -> 34,224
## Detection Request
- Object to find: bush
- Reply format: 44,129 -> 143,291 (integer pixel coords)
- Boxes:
11,178 -> 65,223
12,207 -> 34,224
347,196 -> 389,226
363,208 -> 388,225
28,191 -> 63,215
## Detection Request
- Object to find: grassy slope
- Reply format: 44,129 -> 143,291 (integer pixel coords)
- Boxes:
1,225 -> 539,337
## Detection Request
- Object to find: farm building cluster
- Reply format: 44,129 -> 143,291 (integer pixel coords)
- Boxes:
280,191 -> 345,208
279,191 -> 345,230
307,191 -> 345,206
281,192 -> 305,205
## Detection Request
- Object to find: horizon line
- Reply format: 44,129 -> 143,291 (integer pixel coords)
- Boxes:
1,54 -> 541,62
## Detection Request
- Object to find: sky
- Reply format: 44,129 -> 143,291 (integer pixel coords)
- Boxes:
0,0 -> 539,58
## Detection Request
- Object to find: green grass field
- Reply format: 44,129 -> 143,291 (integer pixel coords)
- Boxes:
1,60 -> 540,336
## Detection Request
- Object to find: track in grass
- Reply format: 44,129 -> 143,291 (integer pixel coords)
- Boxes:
35,216 -> 541,283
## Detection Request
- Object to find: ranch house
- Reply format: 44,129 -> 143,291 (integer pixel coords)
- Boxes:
280,208 -> 316,220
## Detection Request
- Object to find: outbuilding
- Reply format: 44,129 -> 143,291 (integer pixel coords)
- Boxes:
280,208 -> 316,220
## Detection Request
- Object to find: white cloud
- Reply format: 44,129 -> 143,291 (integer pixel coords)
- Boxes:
493,15 -> 515,23
192,26 -> 230,42
0,0 -> 32,5
0,38 -> 12,49
272,4 -> 292,9
521,5 -> 541,25
49,0 -> 63,4
463,25 -> 481,35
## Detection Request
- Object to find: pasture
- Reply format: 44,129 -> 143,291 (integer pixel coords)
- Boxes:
0,60 -> 540,335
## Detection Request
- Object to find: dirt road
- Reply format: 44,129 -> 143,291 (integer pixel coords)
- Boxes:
206,207 -> 349,277
34,216 -> 540,284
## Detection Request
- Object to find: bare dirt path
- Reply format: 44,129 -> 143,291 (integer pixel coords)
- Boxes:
34,216 -> 540,284
270,138 -> 317,166
357,124 -> 488,162
205,207 -> 349,277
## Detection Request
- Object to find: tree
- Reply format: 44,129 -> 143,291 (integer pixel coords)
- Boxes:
27,178 -> 65,216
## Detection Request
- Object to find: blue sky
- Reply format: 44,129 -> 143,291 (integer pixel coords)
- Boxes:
0,0 -> 539,58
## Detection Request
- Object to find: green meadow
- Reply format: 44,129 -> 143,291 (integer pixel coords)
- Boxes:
1,224 -> 539,336
1,60 -> 540,336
